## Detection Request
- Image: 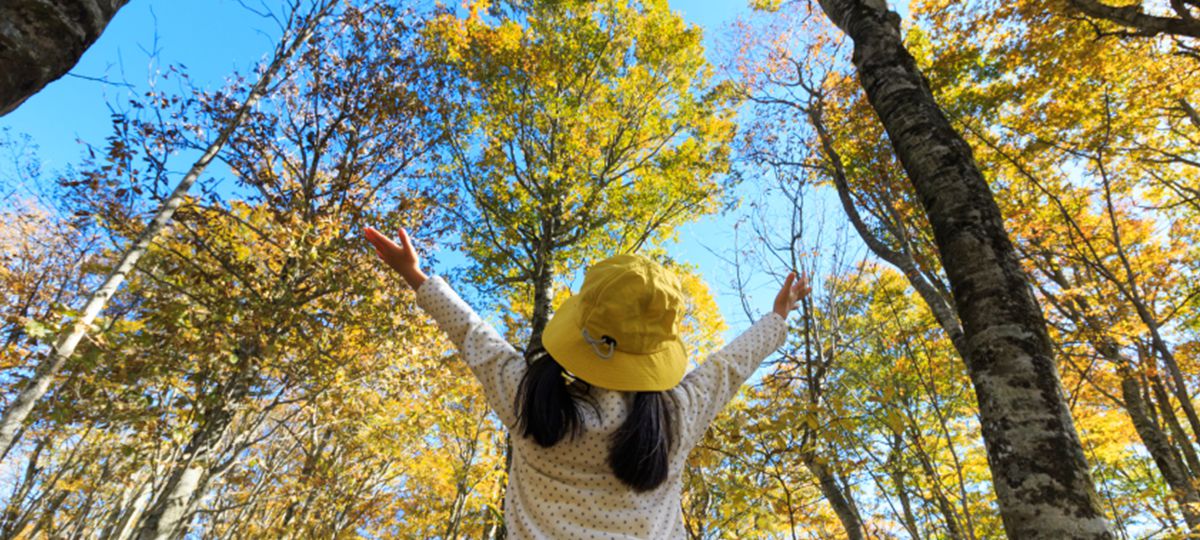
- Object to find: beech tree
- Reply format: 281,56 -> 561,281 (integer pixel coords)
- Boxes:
741,0 -> 1113,536
914,0 -> 1199,531
7,0 -> 1199,537
424,0 -> 737,346
3,2 -> 457,538
420,2 -> 737,535
0,0 -> 338,461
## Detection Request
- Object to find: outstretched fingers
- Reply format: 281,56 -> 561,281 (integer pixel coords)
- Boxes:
396,227 -> 415,253
795,273 -> 811,302
364,227 -> 400,253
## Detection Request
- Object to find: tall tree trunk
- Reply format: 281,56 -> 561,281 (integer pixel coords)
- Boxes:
1141,324 -> 1200,451
803,455 -> 865,540
0,4 -> 325,460
813,1 -> 1110,536
101,474 -> 152,540
1099,164 -> 1200,454
1028,242 -> 1200,533
886,438 -> 924,540
1119,371 -> 1200,530
135,348 -> 254,540
809,103 -> 965,355
1149,375 -> 1200,478
527,214 -> 558,351
1074,325 -> 1200,533
0,0 -> 129,115
134,428 -> 220,540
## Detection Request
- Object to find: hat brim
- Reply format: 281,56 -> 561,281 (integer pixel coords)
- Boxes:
541,294 -> 688,392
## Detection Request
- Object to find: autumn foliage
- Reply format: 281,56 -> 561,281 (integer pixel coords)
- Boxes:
1,0 -> 1198,538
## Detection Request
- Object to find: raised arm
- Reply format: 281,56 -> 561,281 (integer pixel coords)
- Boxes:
364,227 -> 524,428
672,272 -> 809,447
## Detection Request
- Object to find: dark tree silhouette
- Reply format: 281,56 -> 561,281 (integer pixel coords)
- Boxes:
0,0 -> 130,116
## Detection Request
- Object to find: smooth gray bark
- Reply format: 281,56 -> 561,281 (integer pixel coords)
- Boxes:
0,0 -> 130,115
135,343 -> 254,540
813,0 -> 1111,536
1120,371 -> 1200,530
134,415 -> 229,540
102,476 -> 152,540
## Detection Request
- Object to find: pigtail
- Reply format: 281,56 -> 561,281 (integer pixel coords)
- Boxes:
608,391 -> 672,492
515,346 -> 585,447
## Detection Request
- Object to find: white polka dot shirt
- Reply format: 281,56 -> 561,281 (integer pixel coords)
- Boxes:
415,275 -> 788,539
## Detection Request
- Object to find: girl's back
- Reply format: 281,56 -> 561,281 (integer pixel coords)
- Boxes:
508,388 -> 685,538
364,227 -> 805,539
416,272 -> 787,539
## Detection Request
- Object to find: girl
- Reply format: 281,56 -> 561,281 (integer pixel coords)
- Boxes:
364,226 -> 809,539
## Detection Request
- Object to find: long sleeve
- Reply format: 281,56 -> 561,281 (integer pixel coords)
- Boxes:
414,275 -> 526,428
672,312 -> 788,448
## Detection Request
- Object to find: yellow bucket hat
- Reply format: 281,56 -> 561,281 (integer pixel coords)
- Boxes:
541,254 -> 688,392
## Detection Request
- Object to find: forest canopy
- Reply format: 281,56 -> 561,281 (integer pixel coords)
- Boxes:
0,0 -> 1197,538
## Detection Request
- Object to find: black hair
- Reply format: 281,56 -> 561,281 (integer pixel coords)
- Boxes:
514,342 -> 674,492
514,345 -> 592,447
608,391 -> 673,492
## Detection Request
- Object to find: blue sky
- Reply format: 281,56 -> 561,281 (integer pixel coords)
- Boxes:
0,0 -> 801,343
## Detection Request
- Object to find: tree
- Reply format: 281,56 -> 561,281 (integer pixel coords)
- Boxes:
1066,0 -> 1200,39
1,2 -> 458,538
907,0 -> 1199,530
718,177 -> 1003,538
424,2 -> 736,534
0,0 -> 335,462
0,0 -> 131,116
743,0 -> 1112,535
124,4 -> 441,537
425,0 -> 736,346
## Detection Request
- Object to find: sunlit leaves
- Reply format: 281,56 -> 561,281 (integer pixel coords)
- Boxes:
424,0 -> 737,313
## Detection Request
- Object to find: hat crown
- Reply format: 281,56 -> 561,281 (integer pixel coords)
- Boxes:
577,255 -> 681,354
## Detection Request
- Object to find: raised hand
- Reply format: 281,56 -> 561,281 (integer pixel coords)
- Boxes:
772,271 -> 811,319
364,226 -> 428,289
